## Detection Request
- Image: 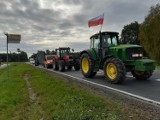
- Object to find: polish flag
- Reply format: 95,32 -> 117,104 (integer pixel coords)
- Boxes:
88,14 -> 104,27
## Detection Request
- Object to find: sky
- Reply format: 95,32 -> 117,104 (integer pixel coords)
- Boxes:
0,0 -> 159,57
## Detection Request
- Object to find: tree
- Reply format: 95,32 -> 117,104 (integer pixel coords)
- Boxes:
45,49 -> 50,55
139,4 -> 160,63
121,21 -> 140,44
0,51 -> 28,62
20,51 -> 28,61
30,53 -> 37,59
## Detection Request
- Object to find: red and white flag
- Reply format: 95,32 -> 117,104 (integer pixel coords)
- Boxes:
88,14 -> 104,27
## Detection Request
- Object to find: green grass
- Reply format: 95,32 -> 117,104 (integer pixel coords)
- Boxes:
0,63 -> 28,120
156,65 -> 160,70
0,63 -> 150,120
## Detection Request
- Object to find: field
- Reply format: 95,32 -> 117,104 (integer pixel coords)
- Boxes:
0,63 -> 159,120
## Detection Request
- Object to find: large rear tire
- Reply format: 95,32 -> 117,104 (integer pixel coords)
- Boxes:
74,59 -> 80,71
104,57 -> 126,84
131,71 -> 153,80
80,53 -> 96,78
67,65 -> 72,70
59,60 -> 65,72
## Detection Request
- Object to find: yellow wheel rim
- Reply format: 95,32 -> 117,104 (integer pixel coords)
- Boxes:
82,57 -> 89,74
106,63 -> 117,80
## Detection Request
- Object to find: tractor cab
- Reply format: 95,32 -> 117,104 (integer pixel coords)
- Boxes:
90,32 -> 119,59
56,47 -> 70,59
90,32 -> 119,49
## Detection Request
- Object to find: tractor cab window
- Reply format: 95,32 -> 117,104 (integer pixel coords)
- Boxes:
112,36 -> 118,45
102,35 -> 110,47
47,56 -> 54,60
57,50 -> 60,56
93,36 -> 100,49
60,49 -> 70,57
102,34 -> 118,47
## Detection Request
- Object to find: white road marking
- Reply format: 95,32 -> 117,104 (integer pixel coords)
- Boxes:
97,71 -> 103,74
38,66 -> 160,106
126,75 -> 133,78
155,79 -> 160,82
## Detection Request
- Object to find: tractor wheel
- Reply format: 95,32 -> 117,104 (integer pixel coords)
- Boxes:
80,53 -> 96,78
104,57 -> 126,84
67,65 -> 72,70
74,64 -> 80,71
59,60 -> 65,72
131,71 -> 153,80
53,61 -> 59,70
74,60 -> 80,71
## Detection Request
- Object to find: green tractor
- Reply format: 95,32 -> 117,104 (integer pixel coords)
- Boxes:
80,31 -> 155,84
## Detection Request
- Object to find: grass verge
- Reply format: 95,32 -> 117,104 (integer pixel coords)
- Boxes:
0,63 -> 158,120
156,65 -> 160,70
0,63 -> 28,120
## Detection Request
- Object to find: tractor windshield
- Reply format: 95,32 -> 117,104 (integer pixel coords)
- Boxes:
102,34 -> 118,47
47,56 -> 54,60
60,49 -> 70,57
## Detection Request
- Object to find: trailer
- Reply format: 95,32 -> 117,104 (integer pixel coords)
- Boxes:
35,51 -> 45,66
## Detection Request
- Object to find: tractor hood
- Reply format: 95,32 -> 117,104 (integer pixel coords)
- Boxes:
108,44 -> 143,61
110,44 -> 142,49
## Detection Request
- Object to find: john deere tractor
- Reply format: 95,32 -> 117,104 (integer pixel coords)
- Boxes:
80,31 -> 155,84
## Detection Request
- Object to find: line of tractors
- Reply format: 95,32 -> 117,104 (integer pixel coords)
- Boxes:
34,31 -> 156,84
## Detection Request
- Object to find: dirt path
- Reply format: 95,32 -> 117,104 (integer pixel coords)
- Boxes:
24,74 -> 44,120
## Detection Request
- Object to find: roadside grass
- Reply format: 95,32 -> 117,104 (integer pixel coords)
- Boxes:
156,65 -> 160,70
0,63 -> 28,120
0,63 -> 153,120
25,64 -> 134,120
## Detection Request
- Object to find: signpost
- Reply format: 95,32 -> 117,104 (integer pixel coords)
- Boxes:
4,33 -> 21,79
8,34 -> 21,43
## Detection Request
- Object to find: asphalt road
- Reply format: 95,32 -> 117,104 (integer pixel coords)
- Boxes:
34,64 -> 160,106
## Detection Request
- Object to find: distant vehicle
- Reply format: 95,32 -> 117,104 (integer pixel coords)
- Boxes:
52,47 -> 80,72
29,58 -> 35,64
35,51 -> 45,66
43,55 -> 55,68
35,51 -> 55,68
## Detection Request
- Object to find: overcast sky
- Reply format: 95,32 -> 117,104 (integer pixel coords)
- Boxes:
0,0 -> 159,57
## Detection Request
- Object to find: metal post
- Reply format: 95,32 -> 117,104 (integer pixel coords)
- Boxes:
5,33 -> 9,80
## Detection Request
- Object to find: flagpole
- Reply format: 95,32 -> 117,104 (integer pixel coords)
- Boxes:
100,24 -> 103,32
99,13 -> 104,32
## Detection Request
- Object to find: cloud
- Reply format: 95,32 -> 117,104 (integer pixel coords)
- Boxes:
0,0 -> 158,57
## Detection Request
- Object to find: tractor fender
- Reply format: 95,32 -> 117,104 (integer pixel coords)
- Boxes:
54,55 -> 59,62
102,55 -> 114,64
80,50 -> 96,60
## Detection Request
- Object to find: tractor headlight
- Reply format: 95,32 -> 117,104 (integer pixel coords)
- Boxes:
132,53 -> 143,57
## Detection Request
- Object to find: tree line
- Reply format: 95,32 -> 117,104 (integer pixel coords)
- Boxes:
0,51 -> 28,62
30,49 -> 56,60
121,3 -> 160,64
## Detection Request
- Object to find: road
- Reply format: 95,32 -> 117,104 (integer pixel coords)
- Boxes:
34,64 -> 160,106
